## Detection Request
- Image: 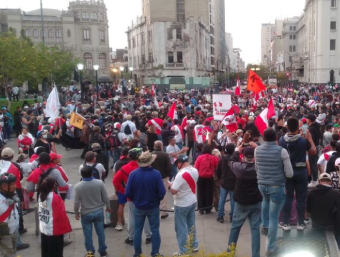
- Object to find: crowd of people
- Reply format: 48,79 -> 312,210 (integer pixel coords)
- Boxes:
0,81 -> 340,257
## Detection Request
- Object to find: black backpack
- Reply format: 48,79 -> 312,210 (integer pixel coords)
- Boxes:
37,167 -> 54,197
85,163 -> 100,179
107,131 -> 121,148
124,124 -> 132,135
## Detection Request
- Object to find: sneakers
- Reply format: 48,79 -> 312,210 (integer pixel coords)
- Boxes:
304,218 -> 311,225
17,243 -> 30,251
297,223 -> 307,231
125,238 -> 133,245
85,251 -> 95,257
308,180 -> 318,188
279,223 -> 291,231
261,227 -> 268,235
100,252 -> 107,257
145,237 -> 152,244
115,224 -> 123,231
216,216 -> 224,223
161,213 -> 169,219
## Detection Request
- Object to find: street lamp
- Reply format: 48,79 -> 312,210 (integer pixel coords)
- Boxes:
129,67 -> 133,79
77,63 -> 84,103
120,66 -> 124,79
112,67 -> 118,83
93,64 -> 99,101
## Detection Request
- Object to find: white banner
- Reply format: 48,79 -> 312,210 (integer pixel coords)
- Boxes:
44,86 -> 60,119
212,94 -> 232,120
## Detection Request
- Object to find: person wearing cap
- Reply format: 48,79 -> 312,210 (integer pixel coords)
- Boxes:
74,165 -> 110,257
168,155 -> 199,256
306,113 -> 322,188
227,143 -> 263,257
0,173 -> 21,256
79,151 -> 106,180
125,151 -> 166,257
278,117 -> 316,231
255,128 -> 293,256
151,141 -> 172,219
121,114 -> 137,141
306,173 -> 340,248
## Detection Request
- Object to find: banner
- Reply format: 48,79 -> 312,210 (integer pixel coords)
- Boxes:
212,94 -> 232,120
44,86 -> 60,119
70,112 -> 85,129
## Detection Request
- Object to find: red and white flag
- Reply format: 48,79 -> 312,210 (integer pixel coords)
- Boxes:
152,84 -> 156,96
255,98 -> 276,135
221,107 -> 238,132
167,102 -> 178,120
235,78 -> 241,96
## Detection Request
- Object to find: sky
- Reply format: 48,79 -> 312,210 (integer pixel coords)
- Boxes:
3,0 -> 306,65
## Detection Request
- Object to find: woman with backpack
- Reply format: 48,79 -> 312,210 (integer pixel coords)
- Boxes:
194,144 -> 219,214
39,177 -> 72,257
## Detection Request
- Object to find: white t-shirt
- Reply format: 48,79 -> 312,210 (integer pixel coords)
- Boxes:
12,87 -> 19,95
166,144 -> 180,164
171,166 -> 199,207
317,151 -> 335,172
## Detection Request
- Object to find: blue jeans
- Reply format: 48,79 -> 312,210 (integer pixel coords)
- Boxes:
174,203 -> 198,254
283,170 -> 308,225
228,202 -> 261,257
217,187 -> 234,219
81,209 -> 107,254
176,142 -> 183,150
133,207 -> 161,257
258,185 -> 286,252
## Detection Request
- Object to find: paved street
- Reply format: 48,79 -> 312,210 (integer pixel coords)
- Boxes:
12,140 -> 269,257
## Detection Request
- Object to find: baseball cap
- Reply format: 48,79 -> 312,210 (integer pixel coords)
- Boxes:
50,153 -> 62,161
243,147 -> 255,159
1,148 -> 14,158
174,155 -> 189,165
301,118 -> 307,123
306,114 -> 316,122
85,151 -> 97,162
114,122 -> 121,129
318,173 -> 331,181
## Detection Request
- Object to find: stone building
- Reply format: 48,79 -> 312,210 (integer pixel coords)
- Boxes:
0,0 -> 111,75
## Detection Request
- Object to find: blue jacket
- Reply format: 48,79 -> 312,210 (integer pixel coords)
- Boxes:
125,166 -> 166,210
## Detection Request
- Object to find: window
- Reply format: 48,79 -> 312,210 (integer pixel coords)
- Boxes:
289,46 -> 296,52
99,13 -> 104,22
141,33 -> 145,45
141,54 -> 145,64
331,21 -> 337,30
331,0 -> 336,7
293,26 -> 296,31
177,52 -> 183,63
167,28 -> 173,39
132,37 -> 136,48
91,12 -> 98,21
67,29 -> 71,37
290,26 -> 292,31
148,52 -> 153,62
176,28 -> 182,40
33,29 -> 38,38
177,14 -> 185,22
82,12 -> 89,21
176,0 -> 185,22
330,70 -> 335,83
83,29 -> 90,41
98,53 -> 106,69
40,29 -> 46,38
210,36 -> 214,45
84,53 -> 93,70
56,29 -> 62,38
99,30 -> 105,42
168,52 -> 174,63
25,29 -> 31,37
74,11 -> 79,21
330,39 -> 336,50
211,47 -> 215,55
48,29 -> 54,38
289,35 -> 296,40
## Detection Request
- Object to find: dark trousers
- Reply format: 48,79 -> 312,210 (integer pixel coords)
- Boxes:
80,144 -> 89,158
187,141 -> 194,157
197,177 -> 214,212
309,153 -> 319,181
283,170 -> 308,225
15,123 -> 22,137
13,94 -> 19,102
41,233 -> 64,257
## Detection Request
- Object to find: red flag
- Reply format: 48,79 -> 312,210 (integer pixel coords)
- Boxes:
267,98 -> 275,119
167,102 -> 178,120
235,79 -> 241,96
247,70 -> 266,93
221,107 -> 238,132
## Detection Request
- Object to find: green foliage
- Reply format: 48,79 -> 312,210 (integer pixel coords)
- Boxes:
0,31 -> 79,89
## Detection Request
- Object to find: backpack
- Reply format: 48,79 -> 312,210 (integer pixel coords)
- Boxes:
124,124 -> 132,135
107,131 -> 121,148
37,167 -> 54,197
89,133 -> 100,150
84,163 -> 100,179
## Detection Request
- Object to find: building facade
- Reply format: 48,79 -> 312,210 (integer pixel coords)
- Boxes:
127,0 -> 226,87
261,23 -> 275,66
0,0 -> 110,75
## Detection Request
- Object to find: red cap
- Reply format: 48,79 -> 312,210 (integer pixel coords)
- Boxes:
196,111 -> 201,115
49,153 -> 62,160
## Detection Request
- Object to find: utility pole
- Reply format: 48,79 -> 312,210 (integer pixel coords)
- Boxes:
40,0 -> 45,45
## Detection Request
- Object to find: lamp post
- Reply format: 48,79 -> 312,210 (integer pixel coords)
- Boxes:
120,66 -> 124,79
93,64 -> 99,101
129,67 -> 133,79
77,63 -> 84,103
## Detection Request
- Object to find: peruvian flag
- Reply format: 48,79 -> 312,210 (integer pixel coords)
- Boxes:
255,98 -> 276,135
152,84 -> 156,96
167,102 -> 178,120
221,107 -> 238,132
235,78 -> 241,96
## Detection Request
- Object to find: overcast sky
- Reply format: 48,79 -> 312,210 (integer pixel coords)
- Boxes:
4,0 -> 305,65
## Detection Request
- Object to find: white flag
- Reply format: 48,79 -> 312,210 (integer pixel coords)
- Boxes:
44,86 -> 60,119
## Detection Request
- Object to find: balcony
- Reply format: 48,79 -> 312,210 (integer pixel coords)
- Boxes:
165,63 -> 184,69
